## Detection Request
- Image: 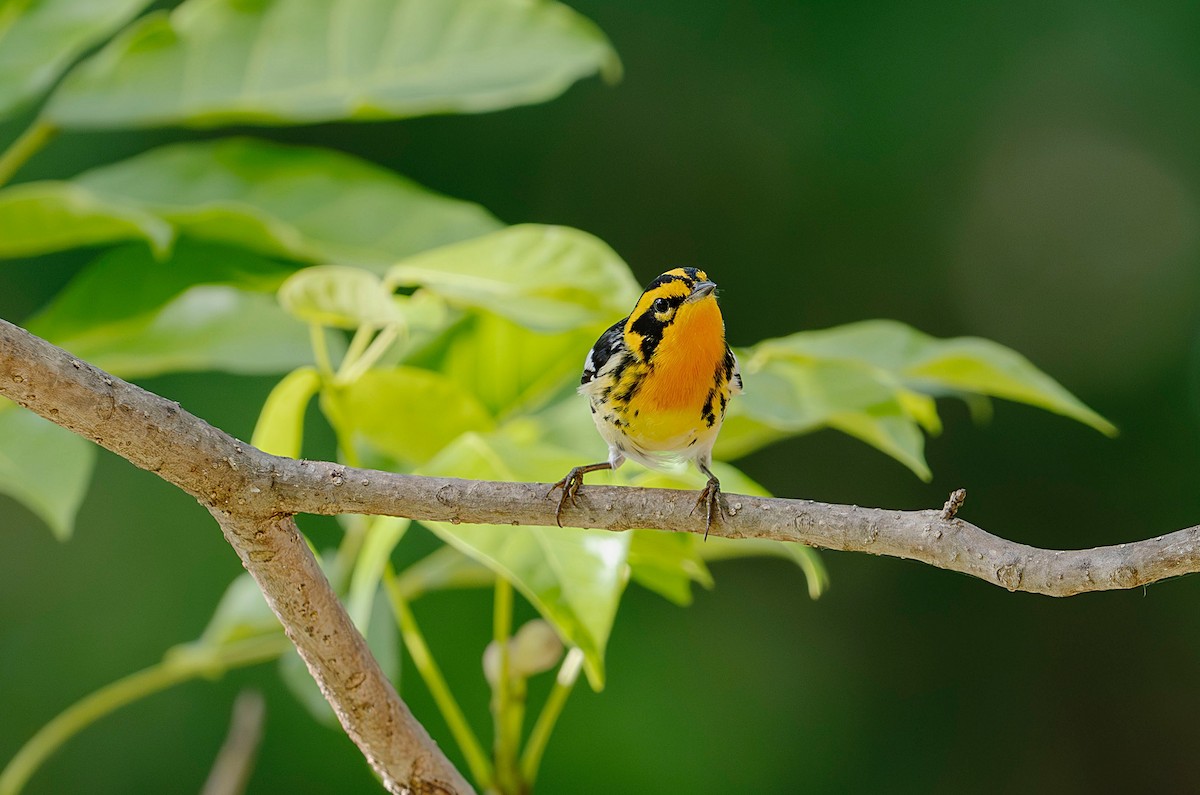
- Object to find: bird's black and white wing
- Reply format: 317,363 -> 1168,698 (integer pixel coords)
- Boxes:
725,347 -> 743,394
580,318 -> 627,386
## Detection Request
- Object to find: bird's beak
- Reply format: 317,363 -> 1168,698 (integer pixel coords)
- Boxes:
685,280 -> 717,303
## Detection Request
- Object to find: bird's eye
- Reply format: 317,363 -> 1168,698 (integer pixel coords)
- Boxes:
653,297 -> 671,314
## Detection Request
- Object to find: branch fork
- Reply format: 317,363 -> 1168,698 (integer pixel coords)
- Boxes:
4,318 -> 1199,791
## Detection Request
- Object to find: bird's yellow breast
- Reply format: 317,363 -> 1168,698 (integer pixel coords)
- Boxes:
603,296 -> 730,452
637,297 -> 727,413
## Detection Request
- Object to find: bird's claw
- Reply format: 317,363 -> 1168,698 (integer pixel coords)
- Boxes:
690,477 -> 728,540
546,467 -> 587,527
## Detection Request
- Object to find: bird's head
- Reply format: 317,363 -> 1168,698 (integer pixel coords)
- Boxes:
624,267 -> 724,363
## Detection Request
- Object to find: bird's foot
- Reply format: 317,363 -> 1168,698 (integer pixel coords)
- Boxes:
691,476 -> 728,540
546,467 -> 588,527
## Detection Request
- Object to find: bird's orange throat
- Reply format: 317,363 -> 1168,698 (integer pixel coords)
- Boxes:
640,298 -> 727,411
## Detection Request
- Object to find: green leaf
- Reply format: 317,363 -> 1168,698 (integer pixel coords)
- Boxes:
27,241 -> 316,378
720,319 -> 1115,475
387,224 -> 642,332
29,239 -> 289,340
70,138 -> 502,268
626,530 -> 713,606
251,366 -> 321,458
279,648 -> 338,728
278,266 -> 402,329
408,309 -> 605,417
699,536 -> 830,600
320,366 -> 494,469
717,357 -> 932,476
418,429 -> 629,690
70,286 -> 311,376
194,572 -> 281,649
365,582 -> 401,682
731,358 -> 898,431
625,462 -> 830,601
640,464 -> 830,600
827,407 -> 931,482
904,336 -> 1116,434
46,0 -> 619,128
0,181 -> 173,258
392,545 -> 495,601
0,0 -> 151,119
0,403 -> 95,539
519,388 -> 611,462
756,320 -> 1116,435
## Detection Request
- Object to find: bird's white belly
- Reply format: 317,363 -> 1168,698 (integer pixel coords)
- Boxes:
590,402 -> 720,470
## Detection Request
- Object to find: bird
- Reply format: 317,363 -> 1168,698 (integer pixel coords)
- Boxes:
548,267 -> 742,538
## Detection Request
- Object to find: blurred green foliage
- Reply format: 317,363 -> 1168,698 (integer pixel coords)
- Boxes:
3,0 -> 1198,794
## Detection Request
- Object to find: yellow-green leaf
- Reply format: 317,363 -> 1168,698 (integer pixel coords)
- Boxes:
0,403 -> 95,540
28,242 -> 312,378
409,309 -> 605,417
320,366 -> 494,469
278,267 -> 401,329
418,429 -> 629,690
721,319 -> 1115,474
756,319 -> 1115,435
67,138 -> 502,268
387,225 -> 641,332
251,366 -> 321,458
629,462 -> 828,601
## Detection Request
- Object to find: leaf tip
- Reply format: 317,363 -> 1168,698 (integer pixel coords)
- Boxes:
49,518 -> 76,542
146,227 -> 177,261
582,657 -> 605,692
1093,415 -> 1120,438
600,51 -> 624,85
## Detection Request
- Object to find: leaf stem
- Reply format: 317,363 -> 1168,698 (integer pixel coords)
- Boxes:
0,117 -> 57,188
0,636 -> 287,795
519,648 -> 584,786
346,515 -> 410,628
383,565 -> 494,790
491,578 -> 522,794
331,513 -> 369,590
337,325 -> 375,380
308,324 -> 334,379
337,325 -> 398,385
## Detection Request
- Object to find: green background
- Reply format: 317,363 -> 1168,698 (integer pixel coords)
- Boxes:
4,0 -> 1200,792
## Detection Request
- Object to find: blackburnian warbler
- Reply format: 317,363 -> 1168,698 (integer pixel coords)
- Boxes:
549,267 -> 742,537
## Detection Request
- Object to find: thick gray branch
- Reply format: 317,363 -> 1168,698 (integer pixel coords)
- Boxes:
0,318 -> 473,793
4,318 -> 1199,598
2,314 -> 1199,777
208,510 -> 472,795
5,316 -> 1200,598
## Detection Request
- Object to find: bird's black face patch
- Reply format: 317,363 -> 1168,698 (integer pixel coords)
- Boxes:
623,267 -> 713,362
629,294 -> 687,359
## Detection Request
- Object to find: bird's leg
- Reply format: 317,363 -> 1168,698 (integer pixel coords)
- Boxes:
546,462 -> 614,527
692,462 -> 729,540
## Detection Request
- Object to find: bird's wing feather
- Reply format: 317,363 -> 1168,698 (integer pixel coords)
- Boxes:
727,347 -> 744,394
581,318 -> 627,385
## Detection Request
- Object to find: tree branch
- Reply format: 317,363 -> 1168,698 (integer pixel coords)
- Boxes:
1,317 -> 473,794
208,509 -> 472,795
3,320 -> 1199,778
